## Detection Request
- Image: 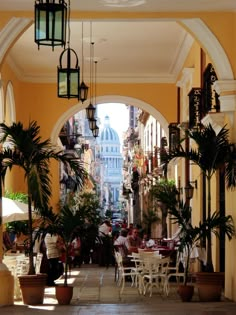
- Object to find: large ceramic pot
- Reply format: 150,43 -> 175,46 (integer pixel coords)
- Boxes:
55,285 -> 73,305
178,284 -> 194,302
195,272 -> 224,302
18,273 -> 47,305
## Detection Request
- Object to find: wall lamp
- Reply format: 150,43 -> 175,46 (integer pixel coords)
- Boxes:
184,183 -> 194,200
189,180 -> 197,189
185,180 -> 197,200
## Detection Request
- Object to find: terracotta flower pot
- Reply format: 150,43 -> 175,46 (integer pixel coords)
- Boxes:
178,284 -> 194,302
195,272 -> 224,302
18,273 -> 47,305
55,285 -> 73,305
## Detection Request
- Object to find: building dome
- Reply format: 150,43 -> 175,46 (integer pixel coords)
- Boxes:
100,116 -> 120,143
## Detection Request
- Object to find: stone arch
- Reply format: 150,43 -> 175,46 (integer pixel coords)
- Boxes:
51,95 -> 169,144
180,18 -> 234,79
0,17 -> 31,65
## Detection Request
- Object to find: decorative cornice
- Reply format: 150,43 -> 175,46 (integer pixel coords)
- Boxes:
213,80 -> 236,95
176,67 -> 195,88
201,113 -> 225,134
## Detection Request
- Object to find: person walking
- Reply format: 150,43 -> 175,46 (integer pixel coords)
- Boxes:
98,220 -> 112,267
44,233 -> 63,286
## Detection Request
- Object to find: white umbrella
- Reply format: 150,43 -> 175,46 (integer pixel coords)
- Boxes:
1,197 -> 35,224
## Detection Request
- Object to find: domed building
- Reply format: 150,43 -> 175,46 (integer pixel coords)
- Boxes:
98,116 -> 123,213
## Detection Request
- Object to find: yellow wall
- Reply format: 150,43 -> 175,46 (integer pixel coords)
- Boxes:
1,60 -> 178,208
1,8 -> 236,301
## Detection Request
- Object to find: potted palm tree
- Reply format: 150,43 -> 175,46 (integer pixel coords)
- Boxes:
39,204 -> 85,305
165,123 -> 236,301
0,121 -> 86,304
168,201 -> 199,302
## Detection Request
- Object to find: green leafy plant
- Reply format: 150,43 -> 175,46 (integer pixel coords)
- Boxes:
150,179 -> 178,238
0,121 -> 86,275
168,201 -> 198,286
166,123 -> 236,271
4,191 -> 28,203
67,191 -> 101,263
40,205 -> 84,286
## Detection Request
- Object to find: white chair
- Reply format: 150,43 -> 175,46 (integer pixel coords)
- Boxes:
114,251 -> 140,294
35,253 -> 43,274
130,252 -> 144,287
165,253 -> 185,295
141,256 -> 170,297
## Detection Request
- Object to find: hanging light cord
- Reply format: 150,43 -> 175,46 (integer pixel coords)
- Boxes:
81,21 -> 84,81
67,0 -> 71,48
94,60 -> 98,107
91,42 -> 95,104
89,21 -> 94,102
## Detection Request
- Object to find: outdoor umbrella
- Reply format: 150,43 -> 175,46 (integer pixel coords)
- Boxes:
1,197 -> 35,224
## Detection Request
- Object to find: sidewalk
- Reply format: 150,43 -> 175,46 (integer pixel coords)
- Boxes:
2,264 -> 236,314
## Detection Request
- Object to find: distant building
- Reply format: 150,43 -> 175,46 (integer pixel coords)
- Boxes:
98,116 -> 123,213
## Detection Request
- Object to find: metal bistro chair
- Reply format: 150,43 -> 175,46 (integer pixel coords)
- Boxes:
141,256 -> 170,297
114,251 -> 140,294
130,252 -> 144,287
165,252 -> 185,296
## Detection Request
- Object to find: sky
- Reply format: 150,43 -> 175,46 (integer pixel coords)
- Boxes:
96,103 -> 129,141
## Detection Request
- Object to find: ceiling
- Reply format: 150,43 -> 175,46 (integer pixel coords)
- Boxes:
2,0 -> 236,84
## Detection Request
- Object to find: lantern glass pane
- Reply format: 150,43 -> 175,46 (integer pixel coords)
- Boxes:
70,72 -> 79,96
35,10 -> 46,41
54,11 -> 63,40
89,120 -> 97,130
58,72 -> 68,97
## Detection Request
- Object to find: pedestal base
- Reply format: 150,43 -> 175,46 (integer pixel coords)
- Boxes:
0,263 -> 14,305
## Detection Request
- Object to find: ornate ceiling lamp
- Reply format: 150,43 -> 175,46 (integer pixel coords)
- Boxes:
34,0 -> 67,50
88,118 -> 97,131
85,24 -> 96,120
57,0 -> 80,99
86,103 -> 96,120
91,60 -> 99,138
92,125 -> 99,138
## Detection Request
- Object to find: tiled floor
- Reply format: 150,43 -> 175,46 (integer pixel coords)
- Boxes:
1,265 -> 236,314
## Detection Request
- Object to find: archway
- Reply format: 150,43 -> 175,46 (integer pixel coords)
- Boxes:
51,95 -> 169,143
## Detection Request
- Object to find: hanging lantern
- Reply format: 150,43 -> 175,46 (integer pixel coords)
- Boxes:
34,0 -> 67,50
78,22 -> 89,103
86,103 -> 96,120
89,118 -> 97,131
57,47 -> 80,98
92,125 -> 99,138
79,81 -> 89,103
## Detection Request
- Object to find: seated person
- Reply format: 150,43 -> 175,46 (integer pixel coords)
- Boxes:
114,229 -> 133,268
114,229 -> 130,264
126,228 -> 142,253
